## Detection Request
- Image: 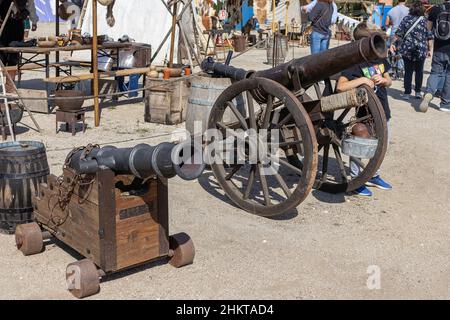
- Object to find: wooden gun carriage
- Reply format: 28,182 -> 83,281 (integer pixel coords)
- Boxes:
15,141 -> 205,298
201,33 -> 389,217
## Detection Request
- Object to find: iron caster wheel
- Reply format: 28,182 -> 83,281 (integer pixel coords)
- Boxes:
66,259 -> 100,299
169,233 -> 195,268
15,222 -> 43,256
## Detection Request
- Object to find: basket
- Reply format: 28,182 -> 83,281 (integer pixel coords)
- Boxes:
341,135 -> 378,159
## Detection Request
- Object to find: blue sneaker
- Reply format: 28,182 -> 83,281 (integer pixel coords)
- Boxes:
354,186 -> 373,197
366,175 -> 392,190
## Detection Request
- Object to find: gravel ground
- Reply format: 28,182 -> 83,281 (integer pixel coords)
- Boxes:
0,24 -> 449,300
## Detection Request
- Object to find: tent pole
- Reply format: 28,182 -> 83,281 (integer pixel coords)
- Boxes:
272,0 -> 276,31
56,0 -> 60,76
92,0 -> 100,127
285,0 -> 289,36
169,1 -> 178,67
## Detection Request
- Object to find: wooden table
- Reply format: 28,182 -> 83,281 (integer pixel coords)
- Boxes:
0,42 -> 131,113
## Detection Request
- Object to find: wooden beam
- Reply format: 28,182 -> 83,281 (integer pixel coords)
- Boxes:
92,0 -> 100,127
169,1 -> 178,67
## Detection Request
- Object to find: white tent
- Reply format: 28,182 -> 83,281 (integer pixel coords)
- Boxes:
266,0 -> 302,27
81,0 -> 182,64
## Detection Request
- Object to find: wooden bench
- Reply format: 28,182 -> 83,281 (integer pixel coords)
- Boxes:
43,67 -> 151,84
4,63 -> 43,72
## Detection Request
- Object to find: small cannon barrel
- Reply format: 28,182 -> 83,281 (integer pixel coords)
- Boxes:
67,141 -> 205,181
201,33 -> 387,91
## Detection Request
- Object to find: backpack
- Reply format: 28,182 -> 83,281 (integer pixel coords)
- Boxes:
435,4 -> 450,41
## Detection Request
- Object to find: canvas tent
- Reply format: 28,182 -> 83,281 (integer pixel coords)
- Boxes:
81,0 -> 186,64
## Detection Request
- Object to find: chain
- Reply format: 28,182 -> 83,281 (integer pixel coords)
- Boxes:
46,144 -> 99,228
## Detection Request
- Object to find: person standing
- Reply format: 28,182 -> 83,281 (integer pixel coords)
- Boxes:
420,0 -> 450,112
385,0 -> 410,40
308,0 -> 334,54
301,0 -> 338,25
391,1 -> 433,100
24,0 -> 38,39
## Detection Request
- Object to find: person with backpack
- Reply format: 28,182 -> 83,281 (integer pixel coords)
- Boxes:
419,0 -> 450,112
391,1 -> 433,100
308,0 -> 334,54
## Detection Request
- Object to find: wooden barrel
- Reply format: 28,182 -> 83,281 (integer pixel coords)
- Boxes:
0,141 -> 49,234
185,76 -> 248,135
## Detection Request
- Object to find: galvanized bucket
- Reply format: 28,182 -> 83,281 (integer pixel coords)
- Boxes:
341,135 -> 378,159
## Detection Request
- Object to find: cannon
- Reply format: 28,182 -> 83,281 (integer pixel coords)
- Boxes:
201,33 -> 389,217
15,140 -> 205,298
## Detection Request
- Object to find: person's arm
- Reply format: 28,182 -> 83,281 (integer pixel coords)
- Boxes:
27,0 -> 38,30
385,14 -> 391,27
371,72 -> 392,88
331,2 -> 338,24
302,0 -> 317,13
336,76 -> 375,93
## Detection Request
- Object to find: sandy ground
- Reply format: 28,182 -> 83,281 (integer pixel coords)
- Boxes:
0,24 -> 449,300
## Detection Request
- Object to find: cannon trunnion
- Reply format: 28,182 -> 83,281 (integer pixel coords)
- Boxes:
202,33 -> 389,217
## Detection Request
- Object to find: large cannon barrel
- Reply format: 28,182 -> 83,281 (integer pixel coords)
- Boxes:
201,33 -> 387,90
66,141 -> 205,181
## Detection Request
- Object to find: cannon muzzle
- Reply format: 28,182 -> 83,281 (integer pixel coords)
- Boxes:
201,33 -> 387,91
67,140 -> 205,181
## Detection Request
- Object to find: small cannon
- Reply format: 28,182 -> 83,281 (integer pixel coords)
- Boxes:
15,140 -> 204,298
201,33 -> 389,217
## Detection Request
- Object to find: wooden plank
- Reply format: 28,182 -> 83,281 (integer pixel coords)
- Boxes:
97,168 -> 117,272
44,67 -> 150,83
4,63 -> 43,71
115,178 -> 163,270
0,43 -> 131,54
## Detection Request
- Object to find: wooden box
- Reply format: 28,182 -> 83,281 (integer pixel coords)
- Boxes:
144,78 -> 190,125
33,168 -> 169,272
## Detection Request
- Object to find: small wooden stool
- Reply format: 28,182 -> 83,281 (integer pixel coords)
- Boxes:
55,109 -> 86,136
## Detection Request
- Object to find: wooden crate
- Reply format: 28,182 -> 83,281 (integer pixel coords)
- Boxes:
144,78 -> 190,125
33,168 -> 169,272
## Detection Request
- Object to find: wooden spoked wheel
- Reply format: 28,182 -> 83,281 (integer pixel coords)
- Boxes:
66,259 -> 100,299
15,222 -> 43,256
287,85 -> 388,194
207,77 -> 318,217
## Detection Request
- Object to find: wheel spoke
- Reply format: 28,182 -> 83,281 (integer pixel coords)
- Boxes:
332,144 -> 348,182
269,155 -> 303,176
258,164 -> 271,206
226,101 -> 248,131
274,172 -> 292,198
246,91 -> 257,130
225,164 -> 243,180
269,140 -> 303,148
243,164 -> 256,200
262,95 -> 274,129
278,113 -> 293,127
336,108 -> 350,123
216,122 -> 240,139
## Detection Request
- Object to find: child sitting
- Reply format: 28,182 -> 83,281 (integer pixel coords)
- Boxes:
336,22 -> 393,197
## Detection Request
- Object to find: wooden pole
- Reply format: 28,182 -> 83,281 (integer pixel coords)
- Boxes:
285,1 -> 289,36
56,0 -> 60,76
92,0 -> 100,126
169,1 -> 178,67
272,0 -> 276,31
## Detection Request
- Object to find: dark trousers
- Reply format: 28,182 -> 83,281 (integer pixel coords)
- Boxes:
403,56 -> 425,94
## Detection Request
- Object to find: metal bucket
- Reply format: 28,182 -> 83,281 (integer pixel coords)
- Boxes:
341,135 -> 378,159
267,34 -> 288,66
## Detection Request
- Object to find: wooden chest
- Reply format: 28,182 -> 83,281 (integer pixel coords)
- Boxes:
32,168 -> 169,273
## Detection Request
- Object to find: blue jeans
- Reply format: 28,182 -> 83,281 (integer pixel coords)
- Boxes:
310,31 -> 330,54
425,51 -> 450,108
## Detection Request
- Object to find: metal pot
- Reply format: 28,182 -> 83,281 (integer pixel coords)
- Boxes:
54,90 -> 85,112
